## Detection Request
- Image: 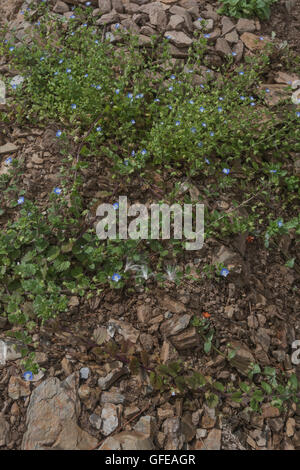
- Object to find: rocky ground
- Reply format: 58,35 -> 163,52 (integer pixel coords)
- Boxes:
0,0 -> 300,451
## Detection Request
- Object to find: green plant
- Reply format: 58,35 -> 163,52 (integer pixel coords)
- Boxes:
217,0 -> 278,20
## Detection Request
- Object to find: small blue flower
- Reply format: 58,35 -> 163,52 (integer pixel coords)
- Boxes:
197,142 -> 203,147
219,97 -> 224,101
131,150 -> 135,157
40,56 -> 45,61
168,105 -> 172,110
168,86 -> 173,91
240,96 -> 245,100
199,106 -> 205,112
250,102 -> 255,106
220,268 -> 229,277
113,202 -> 119,210
131,119 -> 135,124
191,127 -> 196,133
239,71 -> 244,76
250,96 -> 255,101
189,100 -> 194,105
96,126 -> 102,132
54,71 -> 58,76
71,103 -> 76,109
166,35 -> 172,39
9,46 -> 15,52
5,157 -> 12,165
115,23 -> 121,29
124,160 -> 129,166
86,1 -> 91,5
204,34 -> 210,38
135,93 -> 144,99
141,149 -> 147,155
59,59 -> 64,64
66,68 -> 71,73
23,371 -> 33,381
53,187 -> 62,195
202,122 -> 206,127
84,73 -> 89,78
232,52 -> 237,56
296,112 -> 300,118
277,220 -> 283,228
222,168 -> 230,175
56,130 -> 62,137
95,40 -> 99,44
112,273 -> 121,282
96,85 -> 101,90
18,197 -> 24,205
175,121 -> 181,126
259,36 -> 264,40
218,106 -> 222,112
115,89 -> 120,94
82,23 -> 88,27
205,158 -> 210,164
127,93 -> 133,99
209,131 -> 214,136
70,14 -> 76,19
265,88 -> 270,93
170,74 -> 176,80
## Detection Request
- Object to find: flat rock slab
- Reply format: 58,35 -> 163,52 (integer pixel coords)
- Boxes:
22,374 -> 98,450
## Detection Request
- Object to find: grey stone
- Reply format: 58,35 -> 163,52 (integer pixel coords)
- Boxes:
99,431 -> 154,450
53,1 -> 69,13
100,391 -> 126,404
98,0 -> 112,13
236,18 -> 256,33
96,10 -> 119,25
221,17 -> 235,36
167,14 -> 185,30
0,143 -> 18,155
101,403 -> 120,436
22,374 -> 97,449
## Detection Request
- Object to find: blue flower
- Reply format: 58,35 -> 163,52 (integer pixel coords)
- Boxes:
82,23 -> 88,27
259,36 -> 264,40
115,89 -> 120,94
53,187 -> 62,195
168,105 -> 172,110
168,86 -> 173,91
210,131 -> 214,136
124,160 -> 129,166
59,59 -> 64,64
189,100 -> 194,104
218,106 -> 222,112
277,220 -> 283,228
222,168 -> 230,175
265,88 -> 270,93
191,127 -> 196,133
240,96 -> 245,100
96,85 -> 101,90
141,149 -> 147,155
219,97 -> 224,101
18,197 -> 24,205
270,169 -> 277,173
296,112 -> 300,117
250,102 -> 255,106
96,126 -> 102,132
70,14 -> 76,19
54,71 -> 58,76
115,23 -> 120,29
56,130 -> 62,137
232,52 -> 237,56
238,71 -> 244,76
131,150 -> 135,156
9,46 -> 15,52
113,202 -> 119,210
170,74 -> 176,80
23,371 -> 33,381
202,122 -> 206,127
127,93 -> 133,99
112,273 -> 121,282
86,1 -> 91,5
205,158 -> 210,164
175,121 -> 181,126
95,40 -> 99,44
71,104 -> 76,109
197,142 -> 203,147
84,73 -> 88,77
250,96 -> 255,101
199,106 -> 205,112
220,268 -> 229,277
135,93 -> 144,99
40,56 -> 45,61
204,34 -> 210,38
66,68 -> 71,73
131,119 -> 135,124
5,157 -> 12,165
